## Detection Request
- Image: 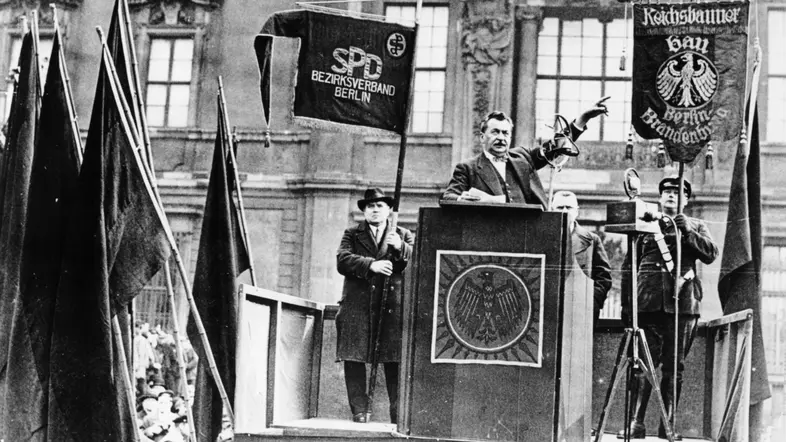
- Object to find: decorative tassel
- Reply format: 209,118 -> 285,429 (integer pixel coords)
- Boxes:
656,140 -> 667,168
264,129 -> 271,148
619,49 -> 627,72
705,141 -> 714,170
625,129 -> 634,160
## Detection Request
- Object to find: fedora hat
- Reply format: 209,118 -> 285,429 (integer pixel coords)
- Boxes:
357,188 -> 395,210
658,175 -> 692,198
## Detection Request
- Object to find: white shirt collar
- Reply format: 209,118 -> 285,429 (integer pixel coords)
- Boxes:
483,150 -> 507,178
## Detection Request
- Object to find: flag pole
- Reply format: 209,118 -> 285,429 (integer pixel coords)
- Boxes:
112,317 -> 142,442
367,0 -> 421,418
96,26 -> 235,424
50,4 -> 84,164
29,10 -> 43,99
163,264 -> 198,442
115,1 -> 203,431
120,0 -> 154,170
217,76 -> 258,286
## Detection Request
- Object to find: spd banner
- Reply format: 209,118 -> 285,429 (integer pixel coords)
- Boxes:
255,9 -> 416,136
632,1 -> 749,162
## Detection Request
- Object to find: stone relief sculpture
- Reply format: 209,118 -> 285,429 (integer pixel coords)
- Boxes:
460,0 -> 513,155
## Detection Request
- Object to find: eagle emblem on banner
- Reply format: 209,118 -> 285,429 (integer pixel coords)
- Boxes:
656,51 -> 718,109
631,1 -> 749,163
431,252 -> 545,367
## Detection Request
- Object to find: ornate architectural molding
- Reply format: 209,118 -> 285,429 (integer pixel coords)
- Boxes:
514,5 -> 542,25
128,0 -> 221,7
460,0 -> 513,67
460,0 -> 515,155
129,0 -> 217,26
0,0 -> 81,7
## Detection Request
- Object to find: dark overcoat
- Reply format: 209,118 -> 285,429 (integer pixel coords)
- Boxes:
335,221 -> 414,363
622,216 -> 718,318
573,224 -> 612,318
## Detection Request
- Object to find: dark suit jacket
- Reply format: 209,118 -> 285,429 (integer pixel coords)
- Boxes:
441,124 -> 584,208
335,221 -> 414,363
573,224 -> 612,324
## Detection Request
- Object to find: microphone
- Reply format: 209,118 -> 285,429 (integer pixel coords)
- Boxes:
641,211 -> 665,222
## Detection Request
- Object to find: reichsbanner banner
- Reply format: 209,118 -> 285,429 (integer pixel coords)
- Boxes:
255,9 -> 416,136
632,1 -> 749,163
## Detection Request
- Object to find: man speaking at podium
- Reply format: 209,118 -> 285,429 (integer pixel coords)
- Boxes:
440,97 -> 609,208
619,176 -> 718,439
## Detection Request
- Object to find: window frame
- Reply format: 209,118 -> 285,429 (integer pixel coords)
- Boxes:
384,2 -> 453,135
137,27 -> 204,129
0,30 -> 54,124
765,7 -> 786,143
536,8 -> 632,142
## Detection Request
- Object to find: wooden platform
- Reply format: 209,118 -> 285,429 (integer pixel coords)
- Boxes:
234,418 -> 710,441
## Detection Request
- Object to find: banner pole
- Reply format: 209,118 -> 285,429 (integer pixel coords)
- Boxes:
217,76 -> 258,286
50,5 -> 84,163
97,26 -> 235,424
367,0 -> 421,421
29,10 -> 43,99
112,317 -> 142,442
163,261 -> 198,442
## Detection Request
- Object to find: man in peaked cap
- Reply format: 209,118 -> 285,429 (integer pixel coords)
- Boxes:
618,175 -> 718,440
335,188 -> 415,424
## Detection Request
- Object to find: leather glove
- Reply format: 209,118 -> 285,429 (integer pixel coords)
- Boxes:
674,213 -> 691,233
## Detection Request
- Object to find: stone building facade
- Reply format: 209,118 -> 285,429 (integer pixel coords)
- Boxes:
2,0 -> 786,423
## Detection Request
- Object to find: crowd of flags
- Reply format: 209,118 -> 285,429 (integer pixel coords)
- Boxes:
0,1 -> 248,440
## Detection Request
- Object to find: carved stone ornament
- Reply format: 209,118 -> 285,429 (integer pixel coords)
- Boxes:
0,0 -> 82,8
0,1 -> 65,26
460,0 -> 514,66
129,0 -> 219,26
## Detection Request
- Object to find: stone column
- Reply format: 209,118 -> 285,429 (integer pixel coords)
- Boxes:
514,5 -> 543,149
297,131 -> 362,303
453,0 -> 516,163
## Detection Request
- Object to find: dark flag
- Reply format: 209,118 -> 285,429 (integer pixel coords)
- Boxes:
255,9 -> 416,135
107,0 -> 140,126
187,96 -> 249,442
631,1 -> 749,163
3,30 -> 81,442
718,103 -> 770,406
106,0 -> 143,370
0,31 -> 39,436
46,42 -> 169,441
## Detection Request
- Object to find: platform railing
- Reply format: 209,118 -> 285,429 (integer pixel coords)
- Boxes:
704,309 -> 753,442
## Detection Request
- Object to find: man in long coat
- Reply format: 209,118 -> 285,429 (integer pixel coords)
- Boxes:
336,188 -> 414,424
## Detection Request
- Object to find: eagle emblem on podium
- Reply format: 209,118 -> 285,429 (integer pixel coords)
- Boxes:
454,270 -> 523,344
432,252 -> 545,367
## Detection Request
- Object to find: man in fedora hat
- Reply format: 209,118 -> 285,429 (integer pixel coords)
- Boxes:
441,97 -> 610,208
336,188 -> 415,424
618,175 -> 718,439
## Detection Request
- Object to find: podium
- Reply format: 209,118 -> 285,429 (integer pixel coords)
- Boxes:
399,203 -> 594,441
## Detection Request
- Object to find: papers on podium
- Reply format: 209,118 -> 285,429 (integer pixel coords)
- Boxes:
468,187 -> 506,203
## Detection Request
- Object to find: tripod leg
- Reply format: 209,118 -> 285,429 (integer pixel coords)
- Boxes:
636,328 -> 675,442
594,329 -> 633,442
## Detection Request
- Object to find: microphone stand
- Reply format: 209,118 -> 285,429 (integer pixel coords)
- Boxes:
593,170 -> 675,442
